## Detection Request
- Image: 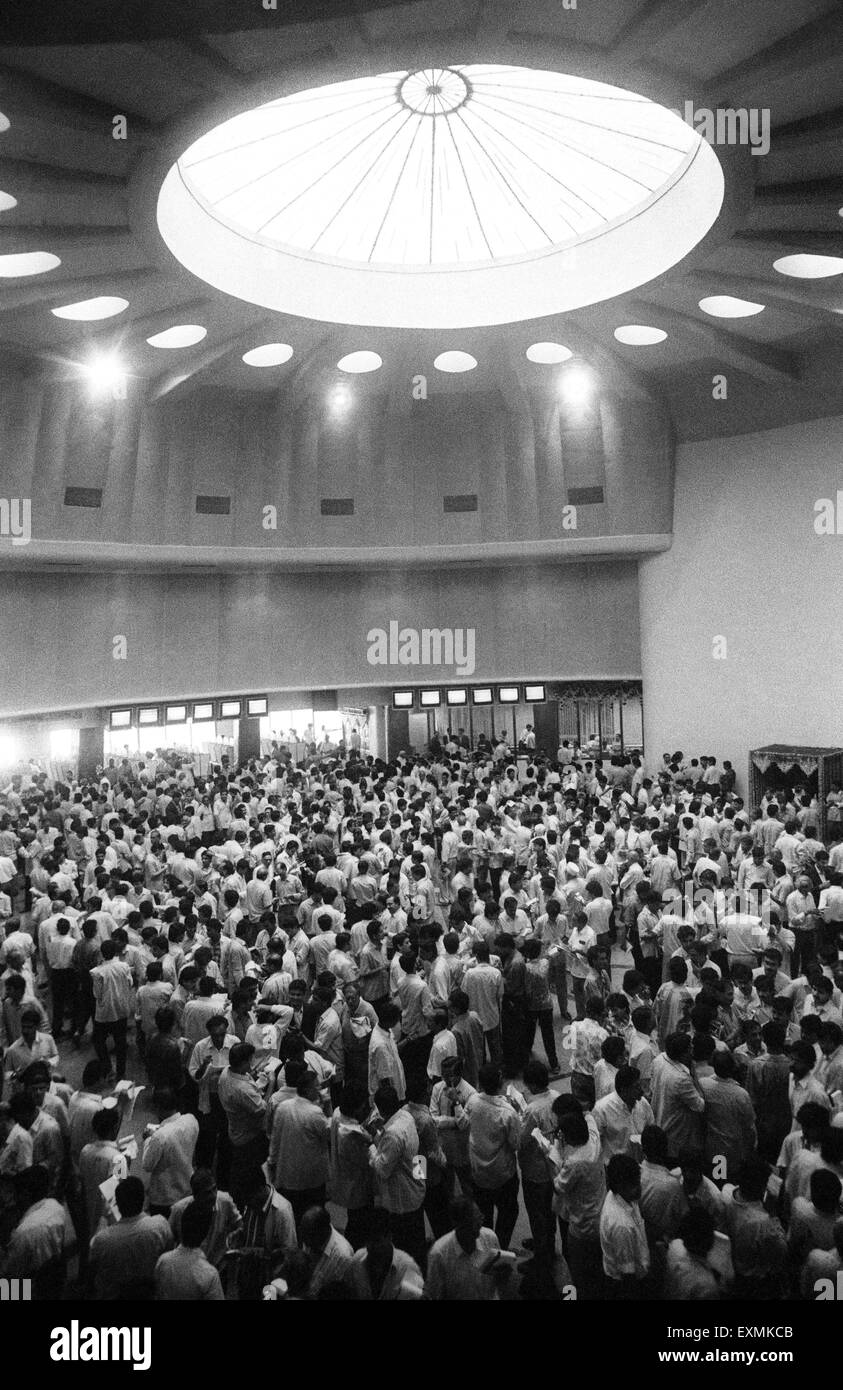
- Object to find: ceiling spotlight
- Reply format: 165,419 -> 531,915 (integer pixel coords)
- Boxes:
330,380 -> 353,411
242,343 -> 294,367
337,350 -> 382,373
434,350 -> 477,373
146,324 -> 207,348
526,341 -> 573,364
83,352 -> 127,396
52,296 -> 129,321
0,251 -> 60,277
698,295 -> 765,318
0,191 -> 17,212
0,112 -> 9,134
614,324 -> 667,345
558,363 -> 594,405
773,253 -> 843,279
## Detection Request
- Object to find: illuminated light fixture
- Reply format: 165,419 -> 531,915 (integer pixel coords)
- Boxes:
83,352 -> 126,396
329,380 -> 352,412
219,699 -> 242,719
247,696 -> 268,716
392,691 -> 414,709
773,253 -> 843,279
0,112 -> 9,133
242,342 -> 294,366
614,324 -> 667,345
0,191 -> 18,212
0,251 -> 60,277
52,296 -> 129,321
337,350 -> 382,373
698,295 -> 764,318
138,706 -> 161,726
109,709 -> 132,730
446,689 -> 468,706
420,690 -> 441,708
472,687 -> 493,705
146,324 -> 207,348
165,705 -> 188,723
192,701 -> 215,721
524,684 -> 547,702
559,363 -> 594,405
434,350 -> 477,373
0,733 -> 18,764
498,685 -> 520,703
526,342 -> 573,364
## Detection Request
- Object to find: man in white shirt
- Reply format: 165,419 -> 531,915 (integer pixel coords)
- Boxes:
141,1088 -> 199,1218
90,939 -> 134,1081
599,1152 -> 651,1294
593,1066 -> 655,1163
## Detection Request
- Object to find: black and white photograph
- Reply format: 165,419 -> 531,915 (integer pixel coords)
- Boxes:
0,0 -> 841,1362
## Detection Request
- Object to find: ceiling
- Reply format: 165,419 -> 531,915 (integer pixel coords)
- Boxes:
0,0 -> 842,441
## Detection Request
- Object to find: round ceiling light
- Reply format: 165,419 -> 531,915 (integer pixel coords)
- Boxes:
614,324 -> 667,345
526,342 -> 574,364
337,350 -> 382,373
146,324 -> 207,348
434,350 -> 477,373
0,251 -> 60,277
242,342 -> 294,366
0,191 -> 17,212
52,296 -> 129,321
698,295 -> 764,318
157,64 -> 725,329
0,113 -> 9,134
773,253 -> 843,279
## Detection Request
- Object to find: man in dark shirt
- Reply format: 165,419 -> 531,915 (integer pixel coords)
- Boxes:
495,933 -> 529,1077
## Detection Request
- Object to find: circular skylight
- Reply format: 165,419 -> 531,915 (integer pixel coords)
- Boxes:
52,296 -> 129,321
0,191 -> 17,212
337,350 -> 382,373
526,341 -> 573,363
242,342 -> 294,366
0,113 -> 9,134
698,295 -> 764,318
434,350 -> 477,373
146,324 -> 207,348
773,253 -> 843,279
614,324 -> 667,345
0,252 -> 60,277
157,63 -> 725,329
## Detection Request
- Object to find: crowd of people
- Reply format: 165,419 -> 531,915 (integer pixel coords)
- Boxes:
0,737 -> 842,1301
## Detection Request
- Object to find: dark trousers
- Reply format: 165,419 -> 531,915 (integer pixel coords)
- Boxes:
50,968 -> 76,1035
196,1098 -> 232,1189
792,928 -> 817,977
567,1230 -> 604,1298
280,1183 -> 326,1232
423,1178 -> 451,1241
400,1033 -> 433,1093
474,1173 -> 519,1249
93,1017 -> 128,1078
230,1134 -> 269,1210
387,1206 -> 428,1269
522,1178 -> 555,1263
526,1009 -> 559,1070
344,1205 -> 375,1250
73,977 -> 95,1038
501,998 -> 529,1076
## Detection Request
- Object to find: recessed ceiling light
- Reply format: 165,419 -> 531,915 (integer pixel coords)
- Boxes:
242,342 -> 294,367
614,324 -> 667,345
52,296 -> 129,321
698,295 -> 765,318
559,363 -> 594,404
146,324 -> 207,348
0,113 -> 9,134
337,350 -> 382,373
0,191 -> 17,212
0,251 -> 60,277
434,350 -> 477,373
526,341 -> 573,364
83,353 -> 126,396
773,253 -> 843,279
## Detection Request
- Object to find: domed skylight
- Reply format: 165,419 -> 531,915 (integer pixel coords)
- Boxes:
157,64 -> 725,329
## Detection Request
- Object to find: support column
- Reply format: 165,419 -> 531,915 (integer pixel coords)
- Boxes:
237,714 -> 260,765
